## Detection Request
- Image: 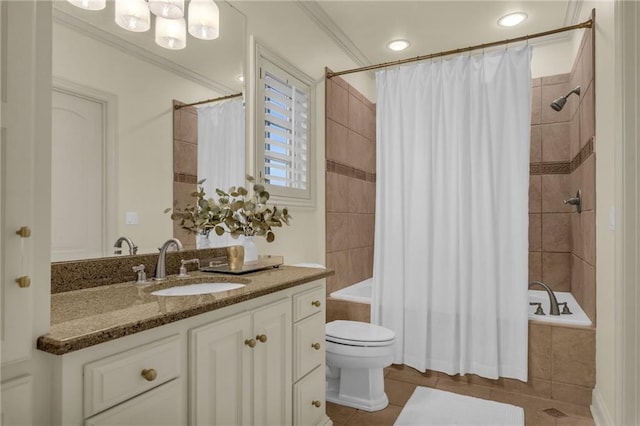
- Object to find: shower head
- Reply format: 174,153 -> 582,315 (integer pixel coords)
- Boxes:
550,86 -> 581,112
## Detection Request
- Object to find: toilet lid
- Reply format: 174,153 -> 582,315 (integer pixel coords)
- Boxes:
326,320 -> 395,346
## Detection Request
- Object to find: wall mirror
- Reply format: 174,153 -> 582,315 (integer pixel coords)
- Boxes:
51,0 -> 246,261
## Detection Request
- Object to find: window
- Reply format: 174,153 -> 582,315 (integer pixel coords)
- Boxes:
256,48 -> 314,204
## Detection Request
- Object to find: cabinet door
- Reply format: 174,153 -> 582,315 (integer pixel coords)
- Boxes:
84,379 -> 184,426
293,366 -> 325,426
252,299 -> 292,426
190,312 -> 252,426
293,312 -> 325,381
1,375 -> 34,425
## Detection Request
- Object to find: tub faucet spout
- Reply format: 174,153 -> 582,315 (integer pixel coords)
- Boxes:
154,238 -> 184,281
528,281 -> 560,315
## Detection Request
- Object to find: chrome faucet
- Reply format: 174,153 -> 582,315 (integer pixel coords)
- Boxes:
528,281 -> 560,315
114,236 -> 138,255
154,238 -> 184,281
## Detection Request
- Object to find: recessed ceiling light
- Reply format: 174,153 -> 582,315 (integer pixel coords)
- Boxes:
387,39 -> 410,52
497,12 -> 528,27
236,74 -> 244,82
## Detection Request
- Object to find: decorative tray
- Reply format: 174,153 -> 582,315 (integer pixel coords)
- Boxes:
200,255 -> 284,275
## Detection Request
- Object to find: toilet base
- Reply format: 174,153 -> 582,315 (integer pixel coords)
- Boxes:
325,366 -> 389,412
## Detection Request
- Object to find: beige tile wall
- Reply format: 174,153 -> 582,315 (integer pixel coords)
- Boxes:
529,29 -> 596,324
325,75 -> 376,302
172,101 -> 198,249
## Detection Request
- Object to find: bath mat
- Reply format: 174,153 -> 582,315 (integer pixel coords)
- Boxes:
394,387 -> 524,426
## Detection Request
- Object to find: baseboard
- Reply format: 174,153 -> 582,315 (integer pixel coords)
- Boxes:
591,386 -> 615,426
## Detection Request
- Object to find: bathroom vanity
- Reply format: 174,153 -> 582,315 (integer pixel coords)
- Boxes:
38,265 -> 332,426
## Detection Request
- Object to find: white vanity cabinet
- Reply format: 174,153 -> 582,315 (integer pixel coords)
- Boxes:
190,298 -> 291,425
292,286 -> 328,425
47,279 -> 330,426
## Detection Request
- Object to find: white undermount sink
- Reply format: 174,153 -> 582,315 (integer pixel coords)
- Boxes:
151,282 -> 246,296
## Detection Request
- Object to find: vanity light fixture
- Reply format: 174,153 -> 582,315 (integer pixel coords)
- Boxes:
68,0 -> 220,50
188,0 -> 220,40
115,0 -> 150,33
67,0 -> 106,11
148,0 -> 185,19
387,39 -> 410,52
497,12 -> 528,27
155,17 -> 187,50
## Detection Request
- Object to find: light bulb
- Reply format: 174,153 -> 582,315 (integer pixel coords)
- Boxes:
498,12 -> 528,27
115,0 -> 150,32
155,17 -> 187,50
66,0 -> 106,11
148,0 -> 185,19
188,0 -> 220,40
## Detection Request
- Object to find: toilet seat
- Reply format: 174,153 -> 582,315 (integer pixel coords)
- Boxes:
326,320 -> 395,347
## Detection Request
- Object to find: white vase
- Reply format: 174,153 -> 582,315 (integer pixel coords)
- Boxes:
242,236 -> 258,264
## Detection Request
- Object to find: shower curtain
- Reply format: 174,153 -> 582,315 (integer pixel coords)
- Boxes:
372,46 -> 531,381
197,97 -> 245,248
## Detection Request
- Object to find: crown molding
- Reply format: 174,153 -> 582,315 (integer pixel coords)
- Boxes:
296,1 -> 371,68
52,7 -> 236,94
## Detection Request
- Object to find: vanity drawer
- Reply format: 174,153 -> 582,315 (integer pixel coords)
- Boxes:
84,335 -> 181,418
293,286 -> 325,322
293,365 -> 325,426
293,312 -> 325,381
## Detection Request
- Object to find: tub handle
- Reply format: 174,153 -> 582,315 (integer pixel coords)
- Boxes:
529,302 -> 545,315
558,302 -> 573,315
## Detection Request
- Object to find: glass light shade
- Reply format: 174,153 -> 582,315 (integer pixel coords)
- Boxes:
188,0 -> 220,40
67,0 -> 106,11
148,0 -> 184,19
155,17 -> 187,50
115,0 -> 150,32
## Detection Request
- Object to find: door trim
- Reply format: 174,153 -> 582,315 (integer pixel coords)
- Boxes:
52,77 -> 118,256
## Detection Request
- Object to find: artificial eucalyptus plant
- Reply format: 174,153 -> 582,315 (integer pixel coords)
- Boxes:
167,175 -> 292,242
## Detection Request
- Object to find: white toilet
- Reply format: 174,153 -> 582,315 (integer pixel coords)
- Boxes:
325,320 -> 396,412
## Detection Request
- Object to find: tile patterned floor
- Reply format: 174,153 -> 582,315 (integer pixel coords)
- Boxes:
327,365 -> 596,426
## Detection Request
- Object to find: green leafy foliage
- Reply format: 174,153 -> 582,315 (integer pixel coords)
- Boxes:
167,175 -> 292,243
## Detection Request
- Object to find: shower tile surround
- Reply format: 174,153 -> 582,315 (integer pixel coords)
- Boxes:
325,70 -> 376,323
323,30 -> 595,409
529,29 -> 596,327
173,100 -> 198,249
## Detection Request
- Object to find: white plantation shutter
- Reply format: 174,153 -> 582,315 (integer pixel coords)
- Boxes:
257,53 -> 313,202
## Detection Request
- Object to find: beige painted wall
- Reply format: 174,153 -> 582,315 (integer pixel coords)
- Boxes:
53,23 -> 223,254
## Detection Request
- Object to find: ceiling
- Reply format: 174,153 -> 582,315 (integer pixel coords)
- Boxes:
310,1 -> 578,68
53,0 -> 581,93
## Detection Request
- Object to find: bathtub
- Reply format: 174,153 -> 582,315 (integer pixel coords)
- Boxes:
330,279 -> 592,327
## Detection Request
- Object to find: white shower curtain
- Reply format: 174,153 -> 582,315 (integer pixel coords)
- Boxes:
372,46 -> 531,381
197,97 -> 245,248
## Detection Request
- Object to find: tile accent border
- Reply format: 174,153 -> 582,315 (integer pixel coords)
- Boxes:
531,137 -> 594,175
174,172 -> 198,184
326,159 -> 376,183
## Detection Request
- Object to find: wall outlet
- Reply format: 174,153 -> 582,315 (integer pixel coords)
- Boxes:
126,211 -> 138,225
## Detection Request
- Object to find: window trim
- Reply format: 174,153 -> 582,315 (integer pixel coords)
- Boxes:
254,44 -> 315,207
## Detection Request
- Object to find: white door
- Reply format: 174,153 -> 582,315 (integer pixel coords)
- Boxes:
190,312 -> 252,425
252,299 -> 292,426
51,89 -> 106,261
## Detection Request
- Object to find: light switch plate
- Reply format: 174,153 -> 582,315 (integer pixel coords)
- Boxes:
125,211 -> 138,225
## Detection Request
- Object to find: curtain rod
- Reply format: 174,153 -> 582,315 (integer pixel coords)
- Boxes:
326,18 -> 593,79
174,92 -> 243,110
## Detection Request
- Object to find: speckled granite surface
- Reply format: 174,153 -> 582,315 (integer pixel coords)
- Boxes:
39,266 -> 333,355
50,248 -> 228,294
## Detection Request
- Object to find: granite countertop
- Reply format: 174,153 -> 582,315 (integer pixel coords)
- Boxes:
37,265 -> 333,355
